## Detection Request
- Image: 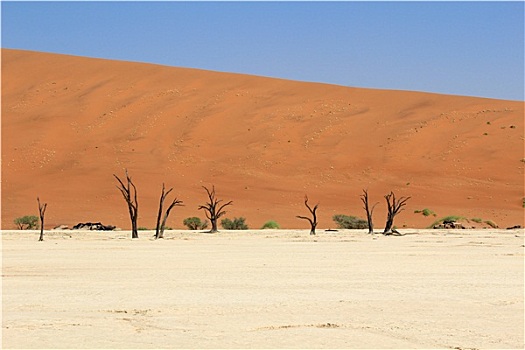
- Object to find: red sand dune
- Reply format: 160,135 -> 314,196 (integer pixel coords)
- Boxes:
2,49 -> 524,230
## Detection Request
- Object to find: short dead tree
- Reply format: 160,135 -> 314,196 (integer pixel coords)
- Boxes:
198,185 -> 232,233
360,189 -> 378,234
155,183 -> 184,239
114,170 -> 139,239
37,197 -> 47,241
296,195 -> 319,235
383,191 -> 411,235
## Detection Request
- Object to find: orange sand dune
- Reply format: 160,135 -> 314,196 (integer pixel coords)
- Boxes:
2,49 -> 524,230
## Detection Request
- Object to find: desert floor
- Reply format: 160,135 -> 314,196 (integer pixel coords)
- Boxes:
2,229 -> 524,349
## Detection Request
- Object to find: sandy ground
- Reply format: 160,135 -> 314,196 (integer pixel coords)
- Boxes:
2,228 -> 523,349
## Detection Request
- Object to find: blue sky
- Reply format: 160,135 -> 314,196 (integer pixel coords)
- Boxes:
2,1 -> 524,101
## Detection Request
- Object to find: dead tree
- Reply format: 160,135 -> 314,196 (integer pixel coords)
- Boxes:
37,197 -> 47,241
155,183 -> 184,239
198,185 -> 232,233
114,170 -> 139,239
296,195 -> 319,235
360,189 -> 378,234
383,191 -> 411,235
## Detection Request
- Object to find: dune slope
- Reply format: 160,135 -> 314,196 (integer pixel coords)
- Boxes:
2,49 -> 524,229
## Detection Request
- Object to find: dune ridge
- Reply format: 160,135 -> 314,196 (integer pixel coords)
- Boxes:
2,49 -> 524,229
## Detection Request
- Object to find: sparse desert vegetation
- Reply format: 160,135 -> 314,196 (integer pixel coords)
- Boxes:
221,217 -> 249,230
261,220 -> 280,229
183,217 -> 209,230
429,215 -> 467,229
13,215 -> 39,230
332,214 -> 368,229
484,220 -> 498,228
414,208 -> 437,217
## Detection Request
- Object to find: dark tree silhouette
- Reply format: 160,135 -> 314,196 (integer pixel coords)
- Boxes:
296,195 -> 319,235
383,191 -> 411,235
155,183 -> 184,239
360,189 -> 378,234
198,185 -> 232,233
114,170 -> 139,239
37,197 -> 47,242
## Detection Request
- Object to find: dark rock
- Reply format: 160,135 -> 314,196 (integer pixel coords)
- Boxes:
72,222 -> 116,231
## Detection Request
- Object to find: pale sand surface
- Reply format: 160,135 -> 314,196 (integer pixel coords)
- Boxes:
2,229 -> 523,349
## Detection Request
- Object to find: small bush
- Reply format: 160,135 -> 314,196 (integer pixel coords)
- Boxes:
471,218 -> 483,223
332,214 -> 368,229
484,220 -> 498,228
428,215 -> 467,228
14,215 -> 39,230
415,208 -> 436,217
221,217 -> 249,230
261,220 -> 280,229
183,217 -> 209,230
138,227 -> 149,230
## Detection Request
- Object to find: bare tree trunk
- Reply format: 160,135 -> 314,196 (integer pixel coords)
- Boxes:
210,218 -> 219,233
198,186 -> 232,233
37,197 -> 47,241
360,189 -> 378,234
296,195 -> 319,235
383,191 -> 410,235
114,170 -> 139,239
155,183 -> 183,239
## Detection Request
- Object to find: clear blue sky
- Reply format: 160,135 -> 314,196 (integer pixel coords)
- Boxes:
2,1 -> 524,101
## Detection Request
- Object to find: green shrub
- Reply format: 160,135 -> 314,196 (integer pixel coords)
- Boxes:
14,215 -> 39,230
471,218 -> 483,223
261,220 -> 280,229
183,217 -> 209,230
138,227 -> 149,231
332,214 -> 368,229
415,208 -> 436,217
221,217 -> 249,230
428,215 -> 467,228
484,220 -> 498,228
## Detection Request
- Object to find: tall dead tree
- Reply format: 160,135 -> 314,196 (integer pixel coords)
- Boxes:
155,183 -> 184,239
114,170 -> 139,239
198,185 -> 232,233
296,195 -> 319,235
37,197 -> 47,241
360,189 -> 378,234
383,191 -> 411,235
